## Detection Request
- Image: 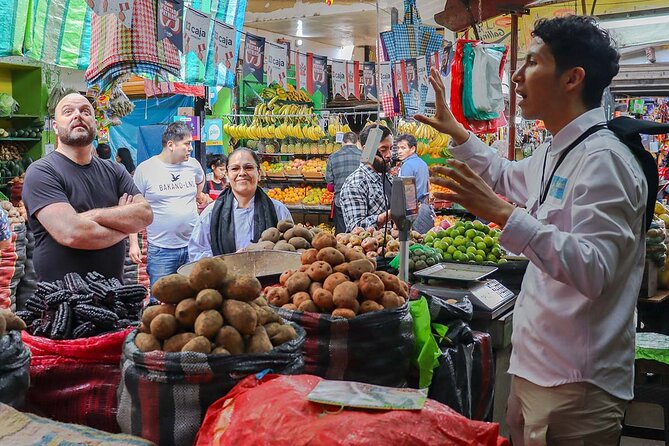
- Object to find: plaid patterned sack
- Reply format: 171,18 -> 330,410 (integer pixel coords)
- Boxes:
22,327 -> 133,433
276,304 -> 414,387
117,325 -> 305,446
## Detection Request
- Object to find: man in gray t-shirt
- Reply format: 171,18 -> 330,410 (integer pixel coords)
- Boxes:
129,122 -> 205,288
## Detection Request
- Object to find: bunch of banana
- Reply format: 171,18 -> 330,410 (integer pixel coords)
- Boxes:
286,84 -> 313,102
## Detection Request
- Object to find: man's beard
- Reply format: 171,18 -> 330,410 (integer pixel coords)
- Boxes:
371,154 -> 388,173
57,123 -> 96,146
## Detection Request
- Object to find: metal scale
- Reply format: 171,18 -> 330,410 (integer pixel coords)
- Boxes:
389,176 -> 516,319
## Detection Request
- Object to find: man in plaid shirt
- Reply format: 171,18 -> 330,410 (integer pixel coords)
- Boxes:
340,125 -> 394,232
325,131 -> 361,233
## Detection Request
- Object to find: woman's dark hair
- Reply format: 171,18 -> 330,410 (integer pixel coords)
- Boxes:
227,148 -> 261,170
532,15 -> 620,109
116,147 -> 136,174
207,153 -> 228,169
359,125 -> 392,147
96,143 -> 111,160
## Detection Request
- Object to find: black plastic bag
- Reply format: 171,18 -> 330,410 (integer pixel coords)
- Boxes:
117,324 -> 305,446
0,330 -> 31,408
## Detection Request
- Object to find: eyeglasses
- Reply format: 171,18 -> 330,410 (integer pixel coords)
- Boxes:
227,164 -> 258,175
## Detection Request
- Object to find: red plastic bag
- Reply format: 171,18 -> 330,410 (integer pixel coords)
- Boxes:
22,327 -> 132,433
196,374 -> 509,446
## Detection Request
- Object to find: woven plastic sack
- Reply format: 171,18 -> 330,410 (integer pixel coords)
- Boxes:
117,325 -> 305,446
15,228 -> 37,311
276,303 -> 414,387
0,223 -> 27,311
22,327 -> 133,433
0,0 -> 29,57
195,374 -> 509,446
0,330 -> 31,408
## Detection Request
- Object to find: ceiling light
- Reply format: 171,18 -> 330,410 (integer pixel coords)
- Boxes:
297,39 -> 303,46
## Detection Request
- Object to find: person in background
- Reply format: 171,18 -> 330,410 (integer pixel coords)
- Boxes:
417,15 -> 645,444
203,153 -> 228,201
95,143 -> 111,160
339,125 -> 393,232
0,209 -> 12,250
325,131 -> 360,234
188,148 -> 292,260
22,93 -> 153,282
129,122 -> 205,290
116,147 -> 136,175
396,134 -> 430,203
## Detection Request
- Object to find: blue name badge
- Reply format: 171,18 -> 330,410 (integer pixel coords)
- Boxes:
548,176 -> 568,201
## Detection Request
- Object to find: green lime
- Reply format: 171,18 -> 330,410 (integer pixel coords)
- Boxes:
473,221 -> 485,231
446,245 -> 457,255
481,225 -> 490,234
491,247 -> 502,257
457,226 -> 466,235
466,241 -> 476,249
467,252 -> 477,261
444,253 -> 453,261
452,251 -> 463,261
465,229 -> 476,239
466,246 -> 477,254
424,235 -> 435,244
483,236 -> 494,247
476,242 -> 487,251
476,249 -> 486,258
435,240 -> 448,251
473,236 -> 484,244
435,247 -> 444,255
457,245 -> 467,253
487,253 -> 497,262
437,230 -> 449,238
444,237 -> 454,245
497,258 -> 508,264
464,222 -> 474,230
453,236 -> 466,246
425,242 -> 433,248
474,255 -> 484,263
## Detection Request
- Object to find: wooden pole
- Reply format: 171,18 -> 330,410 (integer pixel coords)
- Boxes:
507,13 -> 519,161
581,0 -> 587,15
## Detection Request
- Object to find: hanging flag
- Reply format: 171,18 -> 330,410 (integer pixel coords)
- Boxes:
266,41 -> 288,87
417,56 -> 428,88
346,61 -> 360,99
379,62 -> 393,98
212,20 -> 237,71
331,60 -> 347,100
243,33 -> 265,83
106,0 -> 135,28
393,61 -> 404,95
183,6 -> 210,64
429,51 -> 440,73
362,62 -> 377,101
311,54 -> 328,100
296,52 -> 308,91
157,0 -> 184,51
406,58 -> 420,114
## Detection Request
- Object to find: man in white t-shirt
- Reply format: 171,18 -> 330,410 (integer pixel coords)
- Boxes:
129,122 -> 205,289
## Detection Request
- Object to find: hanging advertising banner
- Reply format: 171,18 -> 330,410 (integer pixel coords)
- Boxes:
362,62 -> 377,101
183,6 -> 210,64
311,54 -> 328,99
346,61 -> 360,99
265,41 -> 288,87
429,51 -> 440,72
331,60 -> 347,100
87,0 -> 134,27
157,0 -> 183,51
416,56 -> 428,89
393,61 -> 404,95
212,20 -> 236,71
243,33 -> 265,83
296,52 -> 308,91
379,62 -> 393,98
406,58 -> 420,112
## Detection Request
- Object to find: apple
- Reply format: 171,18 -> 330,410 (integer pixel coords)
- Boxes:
440,219 -> 451,230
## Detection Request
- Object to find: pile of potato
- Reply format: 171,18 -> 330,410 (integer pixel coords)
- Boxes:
135,257 -> 298,354
336,226 -> 424,259
243,220 -> 321,252
1,200 -> 25,226
266,232 -> 409,319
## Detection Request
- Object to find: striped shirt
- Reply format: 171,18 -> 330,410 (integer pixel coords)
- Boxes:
325,144 -> 361,206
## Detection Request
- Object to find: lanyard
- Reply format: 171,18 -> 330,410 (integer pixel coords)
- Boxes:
539,124 -> 607,205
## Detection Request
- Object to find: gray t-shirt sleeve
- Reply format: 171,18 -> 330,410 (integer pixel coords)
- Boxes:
23,162 -> 70,218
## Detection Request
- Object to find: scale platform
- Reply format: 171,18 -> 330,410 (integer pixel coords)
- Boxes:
413,262 -> 517,319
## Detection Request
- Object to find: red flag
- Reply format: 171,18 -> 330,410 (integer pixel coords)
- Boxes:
306,53 -> 315,94
400,60 -> 408,93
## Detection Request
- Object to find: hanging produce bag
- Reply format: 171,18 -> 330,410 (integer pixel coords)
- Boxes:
276,303 -> 414,387
195,374 -> 509,446
0,223 -> 27,311
0,0 -> 29,57
22,327 -> 133,433
0,330 -> 31,408
463,43 -> 505,121
117,326 -> 305,446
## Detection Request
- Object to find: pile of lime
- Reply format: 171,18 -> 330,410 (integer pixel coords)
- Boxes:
408,246 -> 443,273
423,220 -> 506,264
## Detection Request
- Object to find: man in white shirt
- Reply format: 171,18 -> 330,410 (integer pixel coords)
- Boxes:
129,122 -> 205,289
417,16 -> 646,445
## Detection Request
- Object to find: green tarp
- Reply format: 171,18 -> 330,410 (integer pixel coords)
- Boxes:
0,0 -> 30,57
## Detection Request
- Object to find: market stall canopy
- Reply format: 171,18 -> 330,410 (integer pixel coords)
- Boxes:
433,0 -> 559,32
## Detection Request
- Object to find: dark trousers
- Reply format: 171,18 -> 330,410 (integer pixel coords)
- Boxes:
334,204 -> 347,234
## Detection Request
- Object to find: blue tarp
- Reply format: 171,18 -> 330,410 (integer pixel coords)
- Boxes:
108,95 -> 194,165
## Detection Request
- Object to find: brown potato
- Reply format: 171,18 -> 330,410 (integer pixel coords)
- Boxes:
175,298 -> 200,328
292,226 -> 313,243
307,261 -> 332,282
152,274 -> 196,304
316,247 -> 345,266
221,300 -> 258,336
333,262 -> 350,275
163,332 -> 197,352
380,291 -> 403,309
399,281 -> 409,298
346,259 -> 375,280
344,247 -> 367,262
135,333 -> 162,352
189,257 -> 228,291
282,303 -> 298,311
283,227 -> 296,241
288,237 -> 310,250
267,324 -> 298,346
312,232 -> 337,250
323,272 -> 350,292
211,347 -> 231,355
358,272 -> 385,301
181,336 -> 212,353
256,305 -> 281,325
312,288 -> 335,312
194,310 -> 224,339
297,299 -> 319,313
222,276 -> 262,302
260,227 -> 281,243
0,309 -> 26,331
333,282 -> 359,309
291,291 -> 311,307
247,326 -> 273,353
332,308 -> 356,319
215,326 -> 245,355
301,248 -> 319,265
139,322 -> 150,334
308,281 -> 323,296
375,271 -> 403,294
279,270 -> 294,285
274,241 -> 297,252
196,289 -> 223,310
141,304 -> 176,327
150,314 -> 178,340
263,322 -> 282,337
253,296 -> 269,306
266,287 -> 291,307
277,219 -> 294,233
285,271 -> 311,295
0,314 -> 6,337
298,264 -> 310,272
359,300 -> 384,314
